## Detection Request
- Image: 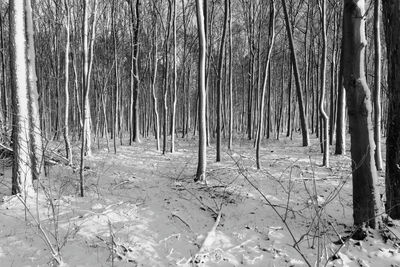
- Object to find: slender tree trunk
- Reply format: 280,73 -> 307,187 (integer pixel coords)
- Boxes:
112,0 -> 118,154
0,12 -> 7,131
25,0 -> 44,180
343,0 -> 382,231
80,0 -> 97,197
216,0 -> 228,162
63,0 -> 72,165
319,0 -> 329,167
335,47 -> 346,155
228,0 -> 233,150
256,1 -> 275,170
286,62 -> 292,137
163,2 -> 172,154
195,0 -> 207,182
374,0 -> 383,171
171,0 -> 177,153
151,5 -> 160,151
281,0 -> 309,146
131,0 -> 141,143
383,0 -> 400,219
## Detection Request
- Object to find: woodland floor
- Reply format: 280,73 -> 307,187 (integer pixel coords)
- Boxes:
0,133 -> 399,266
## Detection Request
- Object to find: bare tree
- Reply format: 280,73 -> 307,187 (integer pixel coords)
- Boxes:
195,0 -> 207,182
373,0 -> 383,170
63,0 -> 72,165
281,0 -> 309,147
319,0 -> 329,167
343,0 -> 382,232
383,0 -> 400,219
216,0 -> 228,162
10,0 -> 33,195
256,0 -> 275,170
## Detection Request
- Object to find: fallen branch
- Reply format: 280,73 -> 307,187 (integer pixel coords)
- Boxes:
196,207 -> 223,256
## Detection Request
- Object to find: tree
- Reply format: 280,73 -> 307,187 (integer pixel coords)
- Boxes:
63,0 -> 72,165
130,0 -> 141,144
216,0 -> 228,162
26,0 -> 44,179
195,0 -> 207,182
343,0 -> 382,231
10,0 -> 43,195
228,0 -> 233,150
373,0 -> 383,171
256,0 -> 275,170
383,0 -> 400,219
171,0 -> 177,153
281,0 -> 309,147
319,0 -> 329,167
79,0 -> 97,197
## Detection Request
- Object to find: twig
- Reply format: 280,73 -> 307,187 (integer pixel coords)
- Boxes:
171,213 -> 192,231
16,195 -> 62,265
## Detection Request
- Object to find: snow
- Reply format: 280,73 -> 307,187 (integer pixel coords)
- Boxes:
0,134 -> 399,266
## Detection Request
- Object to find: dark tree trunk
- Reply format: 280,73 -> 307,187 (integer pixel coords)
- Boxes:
343,0 -> 382,230
383,0 -> 400,219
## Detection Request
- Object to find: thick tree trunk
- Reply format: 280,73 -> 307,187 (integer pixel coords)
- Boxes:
10,0 -> 33,195
195,0 -> 207,182
343,0 -> 382,230
383,0 -> 400,219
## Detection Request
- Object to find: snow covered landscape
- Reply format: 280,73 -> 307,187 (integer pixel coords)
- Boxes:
1,135 -> 399,266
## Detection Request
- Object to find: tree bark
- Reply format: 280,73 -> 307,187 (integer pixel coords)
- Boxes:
63,0 -> 72,165
195,0 -> 207,182
373,0 -> 383,171
343,0 -> 382,230
319,0 -> 329,167
281,0 -> 309,146
216,0 -> 228,162
171,0 -> 177,153
256,0 -> 275,170
10,0 -> 34,195
383,0 -> 400,219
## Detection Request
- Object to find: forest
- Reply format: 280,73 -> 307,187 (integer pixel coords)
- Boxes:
1,0 -> 400,266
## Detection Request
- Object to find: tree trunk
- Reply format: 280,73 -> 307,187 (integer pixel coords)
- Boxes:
256,1 -> 275,170
335,47 -> 346,155
63,0 -> 72,165
383,0 -> 400,219
195,0 -> 207,182
319,0 -> 329,167
281,0 -> 309,146
10,0 -> 33,195
343,0 -> 382,231
216,0 -> 228,162
228,0 -> 233,150
171,0 -> 177,153
130,0 -> 141,143
151,4 -> 160,151
374,0 -> 383,171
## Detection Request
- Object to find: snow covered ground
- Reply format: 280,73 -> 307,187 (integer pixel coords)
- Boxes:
0,134 -> 399,266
